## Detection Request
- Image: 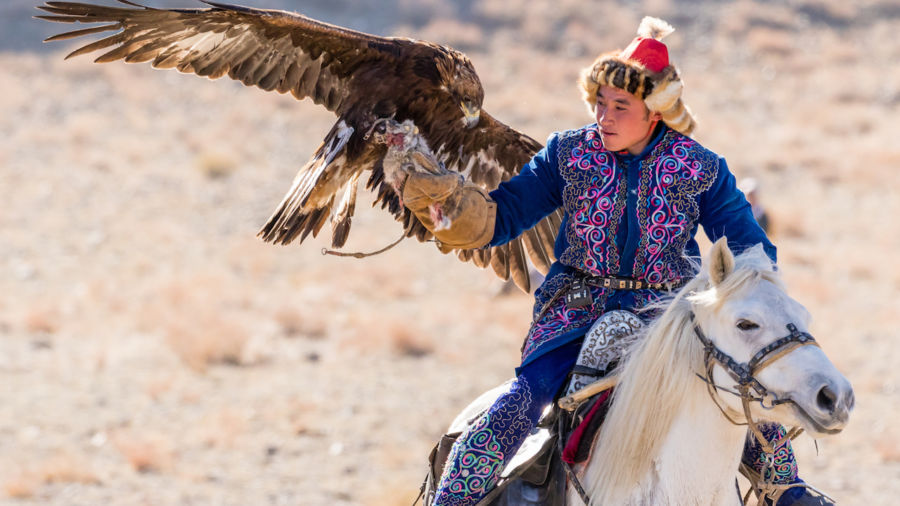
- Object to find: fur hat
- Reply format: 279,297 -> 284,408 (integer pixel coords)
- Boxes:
579,17 -> 696,136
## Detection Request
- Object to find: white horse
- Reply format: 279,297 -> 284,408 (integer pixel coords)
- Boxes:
569,239 -> 854,505
430,238 -> 854,506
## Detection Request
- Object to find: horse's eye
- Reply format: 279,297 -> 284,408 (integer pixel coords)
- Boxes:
374,122 -> 387,134
737,319 -> 759,331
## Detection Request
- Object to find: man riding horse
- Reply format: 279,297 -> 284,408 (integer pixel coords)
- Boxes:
402,17 -> 829,506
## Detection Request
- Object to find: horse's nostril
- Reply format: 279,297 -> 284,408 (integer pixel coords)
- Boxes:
816,385 -> 837,414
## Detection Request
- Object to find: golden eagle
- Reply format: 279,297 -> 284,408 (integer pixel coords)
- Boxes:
37,0 -> 561,292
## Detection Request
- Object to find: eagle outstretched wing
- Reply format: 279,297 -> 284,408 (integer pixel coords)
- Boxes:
38,0 -> 559,292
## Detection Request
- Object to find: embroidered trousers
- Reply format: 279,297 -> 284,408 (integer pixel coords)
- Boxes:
431,340 -> 581,505
432,341 -> 800,506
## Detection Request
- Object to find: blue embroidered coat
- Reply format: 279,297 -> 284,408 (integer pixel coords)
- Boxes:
489,123 -> 776,367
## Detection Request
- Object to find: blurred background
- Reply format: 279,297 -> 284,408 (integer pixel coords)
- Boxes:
2,0 -> 898,504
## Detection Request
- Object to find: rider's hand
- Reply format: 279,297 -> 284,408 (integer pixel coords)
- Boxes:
400,171 -> 463,212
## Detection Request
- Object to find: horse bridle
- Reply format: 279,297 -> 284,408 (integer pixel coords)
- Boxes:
689,313 -> 820,454
555,318 -> 823,506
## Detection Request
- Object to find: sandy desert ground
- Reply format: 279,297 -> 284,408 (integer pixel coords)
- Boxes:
1,0 -> 899,504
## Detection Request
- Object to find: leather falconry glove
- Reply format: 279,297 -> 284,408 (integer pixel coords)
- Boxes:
401,162 -> 496,252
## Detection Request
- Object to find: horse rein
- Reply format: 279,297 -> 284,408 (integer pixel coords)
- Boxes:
689,313 -> 819,454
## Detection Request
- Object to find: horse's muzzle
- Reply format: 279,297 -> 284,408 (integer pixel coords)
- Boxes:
793,375 -> 854,435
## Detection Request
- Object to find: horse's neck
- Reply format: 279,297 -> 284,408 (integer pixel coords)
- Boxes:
646,389 -> 747,505
575,384 -> 747,505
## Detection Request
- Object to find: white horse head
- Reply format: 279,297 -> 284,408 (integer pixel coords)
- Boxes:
577,238 -> 854,505
693,240 -> 854,437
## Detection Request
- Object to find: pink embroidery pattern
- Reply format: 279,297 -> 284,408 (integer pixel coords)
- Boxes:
560,127 -> 626,276
523,127 -> 717,365
633,134 -> 717,284
523,273 -> 608,362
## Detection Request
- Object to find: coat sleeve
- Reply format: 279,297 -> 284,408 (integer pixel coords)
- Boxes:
699,157 -> 777,263
488,133 -> 565,246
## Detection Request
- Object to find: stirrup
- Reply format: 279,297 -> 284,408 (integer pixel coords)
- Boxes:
738,463 -> 835,505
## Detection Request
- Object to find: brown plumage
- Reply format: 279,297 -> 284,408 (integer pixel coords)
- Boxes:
38,0 -> 559,292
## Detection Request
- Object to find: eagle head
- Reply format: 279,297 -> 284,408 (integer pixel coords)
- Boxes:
439,51 -> 484,129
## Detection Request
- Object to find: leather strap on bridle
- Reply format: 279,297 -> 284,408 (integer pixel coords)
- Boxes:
690,314 -> 824,505
689,314 -> 819,454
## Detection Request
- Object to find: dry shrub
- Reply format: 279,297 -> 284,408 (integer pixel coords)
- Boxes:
387,321 -> 434,358
194,150 -> 239,179
144,374 -> 175,401
876,437 -> 900,464
224,238 -> 281,282
163,313 -> 249,373
147,276 -> 252,373
262,397 -> 323,437
2,475 -> 36,499
22,303 -> 60,334
3,451 -> 100,498
360,442 -> 433,506
274,306 -> 328,339
113,431 -> 175,474
361,479 -> 421,506
198,408 -> 248,449
772,213 -> 806,239
746,27 -> 795,58
344,313 -> 434,358
35,452 -> 100,485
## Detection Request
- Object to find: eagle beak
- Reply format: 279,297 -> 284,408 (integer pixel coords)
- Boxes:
460,102 -> 481,128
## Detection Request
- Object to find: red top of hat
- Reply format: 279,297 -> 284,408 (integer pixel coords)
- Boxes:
621,37 -> 669,73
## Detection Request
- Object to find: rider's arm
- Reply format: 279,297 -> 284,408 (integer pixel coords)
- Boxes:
489,133 -> 565,247
698,157 -> 777,263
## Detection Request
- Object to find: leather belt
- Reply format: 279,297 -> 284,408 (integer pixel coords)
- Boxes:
582,274 -> 684,292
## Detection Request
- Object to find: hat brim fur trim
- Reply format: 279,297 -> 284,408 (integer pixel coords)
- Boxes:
579,52 -> 697,136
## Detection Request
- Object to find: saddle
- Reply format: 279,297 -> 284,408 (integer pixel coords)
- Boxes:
420,311 -> 643,506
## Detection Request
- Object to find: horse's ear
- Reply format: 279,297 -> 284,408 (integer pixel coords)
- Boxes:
709,237 -> 735,285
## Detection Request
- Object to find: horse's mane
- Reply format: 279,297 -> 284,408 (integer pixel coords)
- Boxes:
584,245 -> 779,505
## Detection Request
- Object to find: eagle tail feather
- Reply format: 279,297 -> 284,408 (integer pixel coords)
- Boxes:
522,229 -> 552,275
471,248 -> 491,269
456,249 -> 473,263
43,24 -> 118,42
535,218 -> 558,264
489,244 -> 510,281
330,173 -> 360,248
258,120 -> 354,246
508,240 -> 530,293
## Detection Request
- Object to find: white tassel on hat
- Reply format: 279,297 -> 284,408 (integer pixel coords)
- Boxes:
637,16 -> 674,41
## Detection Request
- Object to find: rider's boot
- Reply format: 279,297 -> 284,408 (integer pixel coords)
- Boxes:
741,423 -> 835,506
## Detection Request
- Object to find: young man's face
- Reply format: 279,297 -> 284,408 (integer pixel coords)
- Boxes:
595,85 -> 662,154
